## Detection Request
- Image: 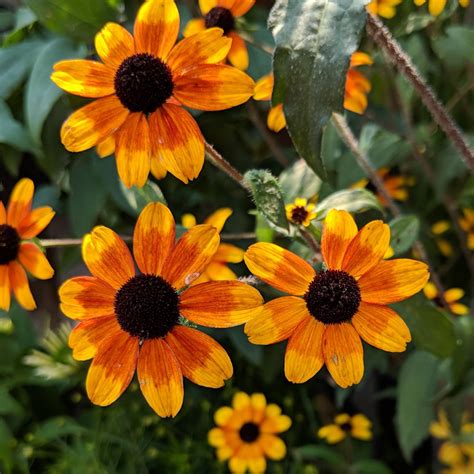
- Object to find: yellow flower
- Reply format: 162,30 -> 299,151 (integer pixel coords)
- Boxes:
318,413 -> 372,444
208,391 -> 291,473
59,202 -> 263,417
244,209 -> 429,388
367,0 -> 402,18
414,0 -> 470,17
423,282 -> 470,316
285,198 -> 317,227
459,209 -> 474,251
182,208 -> 244,283
0,179 -> 55,311
183,0 -> 256,70
431,220 -> 454,257
51,0 -> 255,188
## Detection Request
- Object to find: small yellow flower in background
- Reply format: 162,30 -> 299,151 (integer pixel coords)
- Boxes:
459,209 -> 474,250
318,413 -> 372,444
414,0 -> 470,17
285,198 -> 317,227
59,202 -> 262,418
253,74 -> 286,133
208,391 -> 291,473
182,207 -> 244,283
0,178 -> 55,312
51,0 -> 255,188
423,282 -> 470,316
184,0 -> 256,71
431,220 -> 454,257
244,209 -> 429,388
367,0 -> 402,19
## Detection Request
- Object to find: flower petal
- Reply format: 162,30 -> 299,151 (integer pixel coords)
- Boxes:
61,96 -> 129,152
149,104 -> 204,184
51,60 -> 115,98
115,113 -> 151,188
182,18 -> 206,37
86,330 -> 138,406
96,134 -> 116,158
59,276 -> 116,320
245,296 -> 311,344
284,316 -> 325,383
253,74 -> 273,101
137,338 -> 184,417
359,259 -> 430,304
134,0 -> 179,58
199,0 -> 218,14
352,302 -> 411,352
162,224 -> 219,289
267,104 -> 286,132
323,323 -> 364,388
0,265 -> 10,311
150,154 -> 168,180
173,64 -> 255,111
82,227 -> 135,290
166,325 -> 232,388
0,202 -> 6,224
227,32 -> 248,70
179,280 -> 263,327
95,22 -> 134,69
318,425 -> 346,444
214,243 -> 244,263
244,243 -> 315,296
261,412 -> 292,434
321,209 -> 358,270
17,207 -> 55,239
204,208 -> 232,232
18,243 -> 54,280
7,178 -> 33,228
444,288 -> 464,303
260,434 -> 286,460
231,0 -> 255,16
9,261 -> 36,311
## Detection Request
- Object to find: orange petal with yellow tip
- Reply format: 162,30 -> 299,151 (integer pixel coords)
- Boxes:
227,32 -> 249,70
162,224 -> 219,289
134,0 -> 179,59
137,338 -> 184,418
149,104 -> 205,184
167,28 -> 232,76
61,96 -> 129,152
59,276 -> 116,320
7,178 -> 33,228
95,22 -> 134,69
86,330 -> 138,406
0,265 -> 10,311
199,0 -> 218,14
231,0 -> 255,16
9,261 -> 36,310
350,52 -> 373,67
352,302 -> 411,352
245,296 -> 311,344
150,155 -> 168,180
166,325 -> 232,388
267,104 -> 286,132
179,280 -> 263,327
253,74 -> 273,101
82,227 -> 135,290
173,64 -> 255,111
323,323 -> 364,388
359,259 -> 429,304
321,209 -> 358,270
51,60 -> 114,98
284,316 -> 325,383
342,220 -> 390,278
182,18 -> 206,38
96,134 -> 115,158
244,242 -> 315,296
133,202 -> 175,276
17,207 -> 55,239
18,243 -> 54,280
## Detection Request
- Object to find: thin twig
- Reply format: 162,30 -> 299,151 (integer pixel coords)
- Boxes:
239,33 -> 274,55
366,13 -> 474,171
300,227 -> 322,263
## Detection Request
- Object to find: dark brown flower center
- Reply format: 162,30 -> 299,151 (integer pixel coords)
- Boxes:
304,270 -> 361,324
239,422 -> 260,443
340,422 -> 352,432
114,53 -> 174,114
204,7 -> 235,34
114,274 -> 180,339
0,224 -> 20,265
290,206 -> 309,225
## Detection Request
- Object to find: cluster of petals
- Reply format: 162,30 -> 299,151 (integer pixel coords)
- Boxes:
318,413 -> 372,444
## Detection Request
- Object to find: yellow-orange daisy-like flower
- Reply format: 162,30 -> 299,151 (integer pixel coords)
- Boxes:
431,220 -> 454,257
182,207 -> 244,283
367,0 -> 402,18
208,391 -> 291,473
58,202 -> 263,417
459,209 -> 474,251
51,0 -> 255,188
244,209 -> 429,388
285,198 -> 317,227
423,282 -> 470,316
0,179 -> 55,312
183,0 -> 255,71
414,0 -> 470,17
318,413 -> 372,444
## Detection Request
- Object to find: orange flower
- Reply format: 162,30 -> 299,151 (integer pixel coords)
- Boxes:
318,413 -> 372,444
367,0 -> 402,18
459,209 -> 474,250
51,0 -> 255,188
0,179 -> 55,312
244,209 -> 429,388
182,208 -> 244,283
59,202 -> 262,417
183,0 -> 255,71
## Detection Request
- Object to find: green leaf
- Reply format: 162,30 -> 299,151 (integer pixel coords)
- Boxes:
292,445 -> 346,468
0,100 -> 37,153
389,215 -> 420,255
244,169 -> 289,233
279,159 -> 321,203
269,0 -> 367,178
227,327 -> 263,366
396,350 -> 439,460
316,189 -> 382,218
122,181 -> 167,216
352,460 -> 393,474
432,26 -> 474,69
31,417 -> 85,445
451,317 -> 474,387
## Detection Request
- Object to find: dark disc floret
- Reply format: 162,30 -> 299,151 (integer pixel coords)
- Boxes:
114,53 -> 174,114
290,206 -> 309,225
0,224 -> 20,265
304,270 -> 361,324
114,274 -> 180,339
239,422 -> 260,443
204,7 -> 235,34
340,422 -> 352,432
